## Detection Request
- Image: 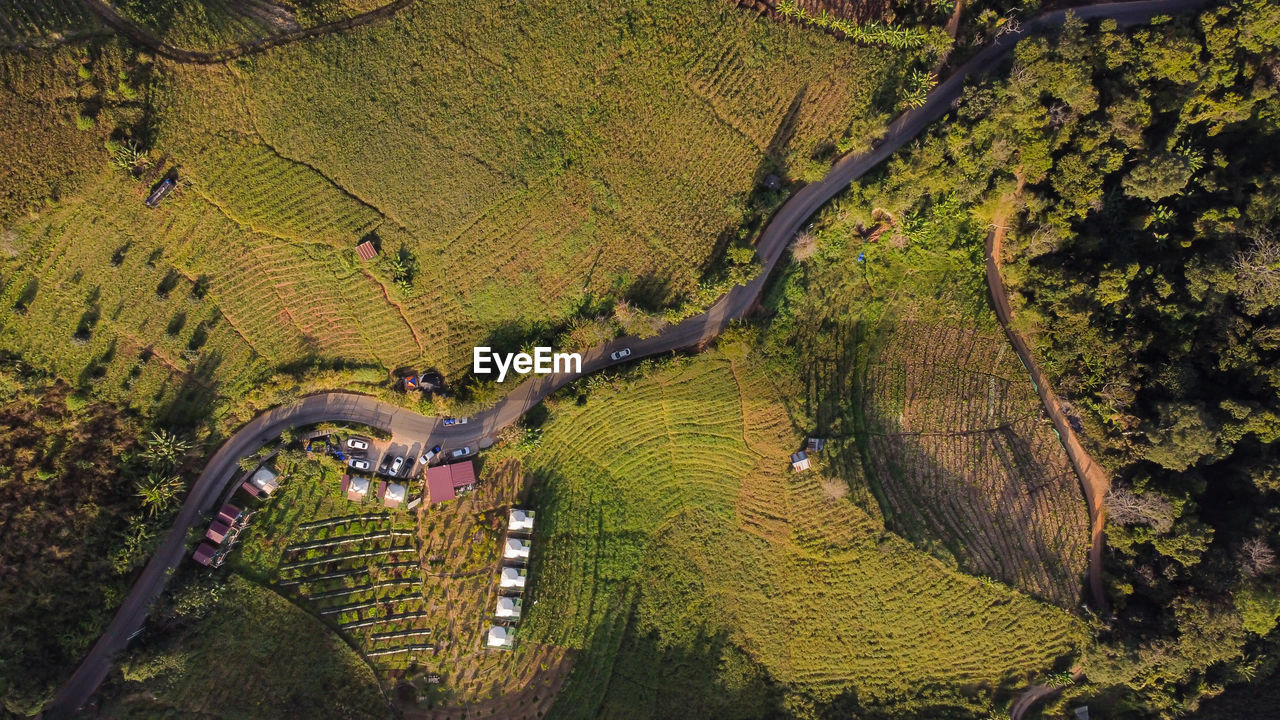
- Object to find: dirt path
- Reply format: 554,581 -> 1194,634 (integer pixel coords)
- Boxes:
986,222 -> 1110,613
79,0 -> 416,64
46,1 -> 1210,715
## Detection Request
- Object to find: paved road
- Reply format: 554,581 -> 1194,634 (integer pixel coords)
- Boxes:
45,1 -> 1211,716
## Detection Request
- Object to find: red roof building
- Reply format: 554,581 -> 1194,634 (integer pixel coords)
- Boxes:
193,542 -> 218,567
425,465 -> 455,504
425,460 -> 477,504
206,519 -> 231,544
240,480 -> 262,498
216,503 -> 241,526
355,241 -> 378,261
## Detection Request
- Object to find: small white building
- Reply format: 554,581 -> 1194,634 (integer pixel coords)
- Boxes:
250,466 -> 280,496
508,508 -> 535,532
504,538 -> 531,560
384,482 -> 407,508
486,624 -> 515,649
500,566 -> 527,589
347,476 -> 369,502
790,451 -> 810,472
495,596 -> 523,619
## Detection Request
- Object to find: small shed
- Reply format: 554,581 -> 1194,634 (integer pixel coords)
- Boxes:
500,566 -> 527,589
508,508 -> 535,532
145,177 -> 175,208
384,483 -> 407,508
486,625 -> 515,649
240,480 -> 262,498
205,519 -> 231,544
355,240 -> 378,261
193,542 -> 218,567
249,466 -> 280,496
447,459 -> 476,493
216,503 -> 242,526
790,451 -> 811,472
347,476 -> 370,502
495,596 -> 523,619
504,538 -> 531,560
806,437 -> 826,453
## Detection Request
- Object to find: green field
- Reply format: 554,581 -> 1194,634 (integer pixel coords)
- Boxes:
0,0 -> 924,436
521,350 -> 1086,718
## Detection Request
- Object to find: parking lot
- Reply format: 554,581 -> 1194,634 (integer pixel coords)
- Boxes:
334,433 -> 474,481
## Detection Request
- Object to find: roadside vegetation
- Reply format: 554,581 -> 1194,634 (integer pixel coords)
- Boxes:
780,1 -> 1280,715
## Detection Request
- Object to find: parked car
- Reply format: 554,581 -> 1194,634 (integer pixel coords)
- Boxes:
449,446 -> 473,460
389,456 -> 405,476
610,348 -> 632,361
419,444 -> 442,465
347,438 -> 369,450
443,416 -> 468,426
348,458 -> 370,470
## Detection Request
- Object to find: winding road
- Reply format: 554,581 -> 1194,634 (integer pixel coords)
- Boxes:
45,1 -> 1212,716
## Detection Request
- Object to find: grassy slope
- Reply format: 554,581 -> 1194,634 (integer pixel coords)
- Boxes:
1,0 -> 910,433
155,0 -> 906,374
522,350 -> 1085,718
759,179 -> 1091,607
104,575 -> 390,719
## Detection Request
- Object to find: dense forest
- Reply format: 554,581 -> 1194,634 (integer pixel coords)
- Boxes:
825,0 -> 1280,714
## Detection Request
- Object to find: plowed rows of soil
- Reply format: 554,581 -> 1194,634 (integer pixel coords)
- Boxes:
861,320 -> 1089,606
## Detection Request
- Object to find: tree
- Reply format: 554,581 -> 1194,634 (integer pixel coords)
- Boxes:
1240,536 -> 1277,578
1106,486 -> 1175,532
140,430 -> 192,471
1232,230 -> 1280,315
136,473 -> 184,517
1121,152 -> 1194,202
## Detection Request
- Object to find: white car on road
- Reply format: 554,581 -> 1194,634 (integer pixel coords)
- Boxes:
348,458 -> 370,470
389,456 -> 405,476
448,446 -> 473,460
610,348 -> 632,361
346,438 -> 369,450
419,445 -> 441,465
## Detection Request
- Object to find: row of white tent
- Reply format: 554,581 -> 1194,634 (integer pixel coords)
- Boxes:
487,508 -> 536,649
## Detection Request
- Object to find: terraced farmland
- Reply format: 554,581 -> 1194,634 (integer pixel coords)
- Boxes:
148,0 -> 913,375
521,351 -> 1085,718
859,318 -> 1090,607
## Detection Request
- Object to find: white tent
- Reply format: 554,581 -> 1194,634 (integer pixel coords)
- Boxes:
495,596 -> 522,619
486,624 -> 514,648
250,466 -> 280,495
348,476 -> 369,500
500,567 -> 526,589
504,538 -> 531,559
384,483 -> 407,507
508,508 -> 535,532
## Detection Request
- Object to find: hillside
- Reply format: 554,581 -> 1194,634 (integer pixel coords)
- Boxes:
520,350 -> 1086,718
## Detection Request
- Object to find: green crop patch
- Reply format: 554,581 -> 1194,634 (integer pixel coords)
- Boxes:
521,351 -> 1085,717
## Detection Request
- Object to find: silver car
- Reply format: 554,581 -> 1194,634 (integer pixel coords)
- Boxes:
348,458 -> 370,470
389,457 -> 405,476
610,348 -> 632,361
448,446 -> 472,460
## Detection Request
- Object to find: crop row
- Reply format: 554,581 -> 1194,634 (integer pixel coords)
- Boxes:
862,322 -> 1089,606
